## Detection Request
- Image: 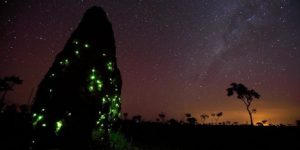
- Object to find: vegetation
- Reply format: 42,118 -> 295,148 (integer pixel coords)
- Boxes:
226,83 -> 260,126
1,78 -> 299,149
0,76 -> 23,107
200,114 -> 209,124
158,112 -> 166,123
0,103 -> 299,150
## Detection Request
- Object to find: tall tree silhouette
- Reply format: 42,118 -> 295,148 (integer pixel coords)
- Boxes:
0,76 -> 23,104
185,113 -> 197,125
158,112 -> 166,123
200,114 -> 209,124
32,6 -> 122,149
132,115 -> 142,123
187,117 -> 197,125
261,119 -> 268,125
216,112 -> 223,124
226,83 -> 260,126
185,113 -> 191,118
123,112 -> 128,120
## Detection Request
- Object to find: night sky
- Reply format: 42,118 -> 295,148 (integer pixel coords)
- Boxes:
1,0 -> 300,124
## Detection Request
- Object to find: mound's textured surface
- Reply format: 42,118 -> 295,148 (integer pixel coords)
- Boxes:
32,6 -> 122,149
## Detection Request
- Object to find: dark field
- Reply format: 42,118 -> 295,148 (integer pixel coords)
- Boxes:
121,121 -> 300,150
1,111 -> 299,150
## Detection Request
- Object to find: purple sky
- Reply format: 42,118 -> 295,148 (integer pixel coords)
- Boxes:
1,0 -> 300,124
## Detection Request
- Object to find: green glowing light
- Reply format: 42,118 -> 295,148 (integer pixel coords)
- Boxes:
37,115 -> 43,121
102,97 -> 106,103
59,59 -> 70,66
73,40 -> 79,45
84,44 -> 89,48
55,120 -> 63,134
85,64 -> 121,140
65,59 -> 69,65
33,115 -> 44,126
89,86 -> 94,92
90,75 -> 95,80
113,96 -> 118,101
96,80 -> 103,89
107,62 -> 113,71
111,109 -> 117,113
97,83 -> 102,89
75,50 -> 79,55
88,68 -> 103,93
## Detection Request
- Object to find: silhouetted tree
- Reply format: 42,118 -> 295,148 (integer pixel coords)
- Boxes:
0,78 -> 8,91
200,114 -> 209,124
0,76 -> 23,104
158,112 -> 166,123
187,117 -> 197,125
168,118 -> 179,125
185,113 -> 191,124
226,83 -> 260,126
261,120 -> 268,125
256,122 -> 263,126
123,112 -> 128,120
132,115 -> 142,123
185,113 -> 191,118
216,112 -> 223,123
233,122 -> 239,125
211,113 -> 215,117
296,120 -> 300,126
179,120 -> 184,124
184,113 -> 197,125
0,79 -> 7,109
225,121 -> 231,125
210,112 -> 223,124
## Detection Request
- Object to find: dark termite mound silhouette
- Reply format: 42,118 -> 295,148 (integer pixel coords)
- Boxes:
32,6 -> 122,149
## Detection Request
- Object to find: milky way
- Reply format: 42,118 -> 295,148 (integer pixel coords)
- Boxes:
1,0 -> 299,124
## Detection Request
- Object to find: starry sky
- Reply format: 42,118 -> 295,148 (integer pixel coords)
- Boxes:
1,0 -> 300,125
